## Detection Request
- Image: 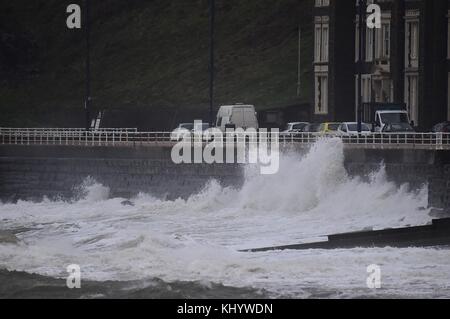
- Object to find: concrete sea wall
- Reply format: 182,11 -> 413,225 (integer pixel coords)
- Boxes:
1,145 -> 450,213
343,149 -> 450,212
0,145 -> 244,201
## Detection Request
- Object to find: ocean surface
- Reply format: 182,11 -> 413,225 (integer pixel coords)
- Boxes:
1,139 -> 449,298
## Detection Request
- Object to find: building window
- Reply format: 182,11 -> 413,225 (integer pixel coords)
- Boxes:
362,75 -> 372,103
375,20 -> 390,60
355,75 -> 372,118
405,11 -> 420,68
315,0 -> 329,7
315,73 -> 328,114
315,24 -> 322,62
404,11 -> 419,125
366,27 -> 374,62
405,74 -> 419,125
355,74 -> 372,105
373,78 -> 392,103
314,17 -> 329,63
322,24 -> 329,62
383,24 -> 390,58
355,21 -> 380,62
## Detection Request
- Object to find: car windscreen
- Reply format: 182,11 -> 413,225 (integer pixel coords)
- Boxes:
385,123 -> 414,132
308,124 -> 320,132
180,124 -> 194,130
328,124 -> 340,131
347,124 -> 370,132
292,123 -> 307,130
436,123 -> 450,132
380,113 -> 409,124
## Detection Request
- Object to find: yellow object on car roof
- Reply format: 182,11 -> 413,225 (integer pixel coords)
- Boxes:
320,123 -> 341,132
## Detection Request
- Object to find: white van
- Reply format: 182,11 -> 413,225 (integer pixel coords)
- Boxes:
215,104 -> 259,131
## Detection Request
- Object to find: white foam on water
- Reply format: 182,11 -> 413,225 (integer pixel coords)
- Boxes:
0,138 -> 448,298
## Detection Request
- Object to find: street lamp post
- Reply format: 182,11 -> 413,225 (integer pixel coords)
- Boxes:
84,0 -> 91,131
208,0 -> 215,127
297,25 -> 302,97
357,0 -> 366,133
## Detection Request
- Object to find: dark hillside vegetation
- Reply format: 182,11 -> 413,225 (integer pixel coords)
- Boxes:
0,0 -> 313,129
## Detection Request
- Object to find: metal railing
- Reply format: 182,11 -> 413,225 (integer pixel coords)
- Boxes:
1,129 -> 450,150
0,129 -> 168,147
279,132 -> 450,149
0,127 -> 137,134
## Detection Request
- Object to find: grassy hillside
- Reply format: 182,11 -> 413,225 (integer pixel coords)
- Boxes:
0,0 -> 313,129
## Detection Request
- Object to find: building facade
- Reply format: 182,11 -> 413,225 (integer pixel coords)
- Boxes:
311,0 -> 449,130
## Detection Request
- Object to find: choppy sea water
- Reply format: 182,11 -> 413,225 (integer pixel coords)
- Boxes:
1,139 -> 449,299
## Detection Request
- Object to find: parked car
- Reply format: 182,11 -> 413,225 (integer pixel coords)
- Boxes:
282,122 -> 309,133
432,122 -> 450,133
363,103 -> 411,132
172,123 -> 193,134
303,123 -> 321,133
171,122 -> 210,141
382,122 -> 415,133
318,122 -> 341,135
216,104 -> 259,131
337,122 -> 372,136
193,122 -> 210,132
